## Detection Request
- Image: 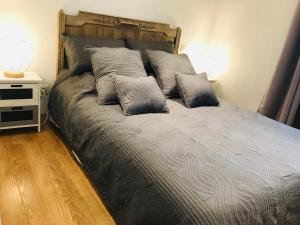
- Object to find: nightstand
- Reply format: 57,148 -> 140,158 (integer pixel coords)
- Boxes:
0,72 -> 42,132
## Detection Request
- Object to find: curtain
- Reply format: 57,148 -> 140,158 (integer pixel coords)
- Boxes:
258,3 -> 300,129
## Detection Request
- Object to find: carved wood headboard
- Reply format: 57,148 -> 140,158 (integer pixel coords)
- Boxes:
58,10 -> 181,74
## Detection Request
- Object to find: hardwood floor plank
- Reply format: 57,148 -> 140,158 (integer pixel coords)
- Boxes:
35,129 -> 115,225
0,136 -> 30,225
9,135 -> 73,225
0,126 -> 115,225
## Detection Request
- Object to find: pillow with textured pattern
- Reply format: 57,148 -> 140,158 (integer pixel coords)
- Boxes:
176,73 -> 219,108
113,75 -> 169,115
126,39 -> 174,74
62,35 -> 125,74
89,47 -> 147,104
146,50 -> 195,98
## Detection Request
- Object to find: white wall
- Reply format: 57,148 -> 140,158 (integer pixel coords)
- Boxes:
0,0 -> 217,85
1,0 -> 298,111
209,0 -> 298,111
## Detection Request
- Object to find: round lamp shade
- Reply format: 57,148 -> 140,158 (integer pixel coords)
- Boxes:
0,37 -> 33,77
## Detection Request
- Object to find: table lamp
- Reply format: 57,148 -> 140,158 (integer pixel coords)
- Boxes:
0,37 -> 32,78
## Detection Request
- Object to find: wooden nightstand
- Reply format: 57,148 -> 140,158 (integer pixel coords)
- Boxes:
0,72 -> 42,132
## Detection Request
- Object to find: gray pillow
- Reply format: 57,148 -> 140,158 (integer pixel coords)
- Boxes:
176,73 -> 219,108
89,47 -> 147,104
113,75 -> 169,116
126,39 -> 174,74
146,50 -> 196,98
62,35 -> 125,74
126,39 -> 174,53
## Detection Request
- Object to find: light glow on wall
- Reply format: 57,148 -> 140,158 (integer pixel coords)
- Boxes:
182,42 -> 229,80
182,42 -> 211,74
208,43 -> 229,77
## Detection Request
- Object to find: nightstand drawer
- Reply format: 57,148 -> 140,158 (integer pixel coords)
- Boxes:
0,105 -> 38,128
0,83 -> 39,107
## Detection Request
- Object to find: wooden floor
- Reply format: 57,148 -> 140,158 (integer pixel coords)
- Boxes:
0,125 -> 115,225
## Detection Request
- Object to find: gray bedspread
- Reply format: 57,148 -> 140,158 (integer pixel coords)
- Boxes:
49,72 -> 300,225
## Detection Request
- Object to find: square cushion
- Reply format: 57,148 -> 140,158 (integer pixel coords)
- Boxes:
113,75 -> 169,115
176,73 -> 219,108
90,47 -> 147,104
146,50 -> 195,98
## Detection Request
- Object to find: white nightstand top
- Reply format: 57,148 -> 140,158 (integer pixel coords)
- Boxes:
0,72 -> 42,83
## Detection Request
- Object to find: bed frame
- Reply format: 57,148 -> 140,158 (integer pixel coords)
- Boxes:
58,10 -> 182,74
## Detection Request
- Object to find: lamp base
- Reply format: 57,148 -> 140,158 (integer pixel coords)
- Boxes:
4,71 -> 24,78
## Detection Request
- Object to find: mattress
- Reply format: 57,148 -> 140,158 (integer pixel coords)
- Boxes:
49,72 -> 300,225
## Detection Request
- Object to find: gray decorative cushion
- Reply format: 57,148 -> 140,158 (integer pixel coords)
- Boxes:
146,50 -> 196,98
90,47 -> 147,104
94,76 -> 117,104
62,35 -> 125,74
126,39 -> 174,74
113,75 -> 169,116
176,73 -> 219,108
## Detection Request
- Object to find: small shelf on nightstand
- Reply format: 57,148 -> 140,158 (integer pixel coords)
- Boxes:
0,72 -> 42,132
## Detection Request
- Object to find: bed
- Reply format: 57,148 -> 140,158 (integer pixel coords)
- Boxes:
49,10 -> 300,225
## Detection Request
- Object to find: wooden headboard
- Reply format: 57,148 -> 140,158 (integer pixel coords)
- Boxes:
58,10 -> 181,73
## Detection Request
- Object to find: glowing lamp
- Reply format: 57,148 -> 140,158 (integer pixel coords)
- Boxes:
0,37 -> 33,78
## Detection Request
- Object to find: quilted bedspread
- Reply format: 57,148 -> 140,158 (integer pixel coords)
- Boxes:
49,72 -> 300,225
